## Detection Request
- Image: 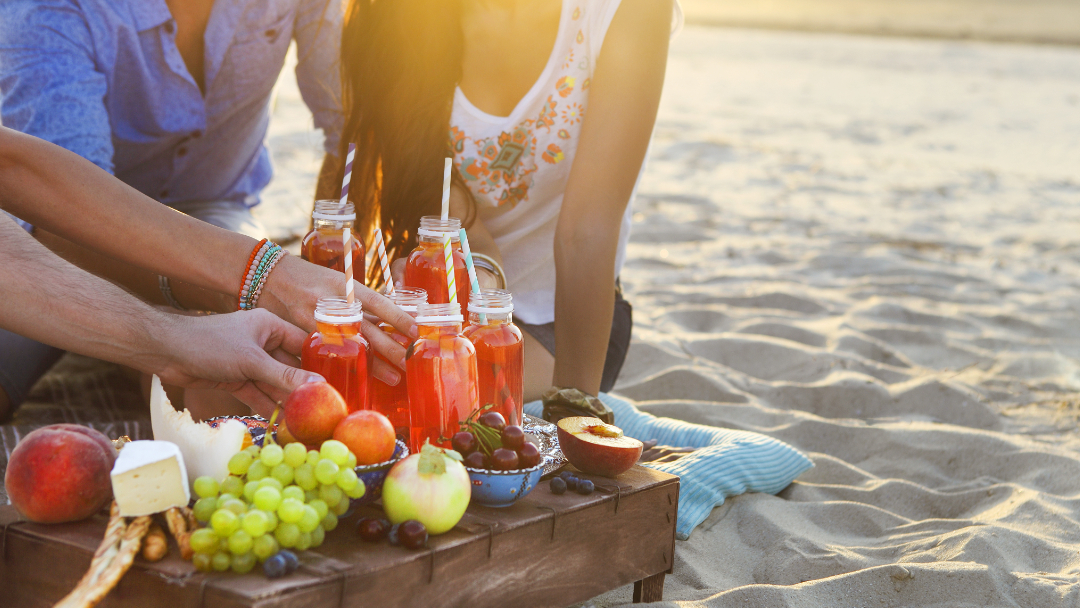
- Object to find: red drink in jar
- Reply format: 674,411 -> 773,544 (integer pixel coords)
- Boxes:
301,200 -> 366,274
406,302 -> 479,451
301,297 -> 371,413
369,288 -> 427,441
463,289 -> 524,427
403,216 -> 470,305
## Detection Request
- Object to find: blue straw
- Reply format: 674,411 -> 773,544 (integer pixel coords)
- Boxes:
458,228 -> 486,324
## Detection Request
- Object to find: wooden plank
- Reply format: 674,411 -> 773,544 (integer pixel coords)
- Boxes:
633,573 -> 665,603
1,466 -> 678,608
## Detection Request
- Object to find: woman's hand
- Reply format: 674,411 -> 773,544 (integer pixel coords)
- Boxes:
257,255 -> 417,386
154,310 -> 324,418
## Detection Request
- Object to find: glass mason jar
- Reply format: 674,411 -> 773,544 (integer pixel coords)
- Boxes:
301,297 -> 371,413
369,288 -> 428,441
462,289 -> 524,426
406,302 -> 478,451
301,200 -> 366,274
403,216 -> 470,306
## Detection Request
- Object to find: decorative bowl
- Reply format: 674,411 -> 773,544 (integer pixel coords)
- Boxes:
352,439 -> 409,505
465,461 -> 545,508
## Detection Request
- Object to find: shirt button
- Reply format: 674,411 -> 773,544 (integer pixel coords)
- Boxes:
164,21 -> 175,34
265,29 -> 277,38
177,147 -> 188,157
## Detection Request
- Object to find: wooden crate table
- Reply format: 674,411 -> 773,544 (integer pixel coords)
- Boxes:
0,466 -> 678,607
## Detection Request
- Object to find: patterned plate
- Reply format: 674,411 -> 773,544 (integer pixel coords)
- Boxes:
522,413 -> 566,477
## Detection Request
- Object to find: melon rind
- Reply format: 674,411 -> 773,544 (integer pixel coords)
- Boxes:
149,375 -> 247,489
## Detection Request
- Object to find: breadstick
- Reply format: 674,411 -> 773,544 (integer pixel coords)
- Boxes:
54,510 -> 152,608
164,507 -> 194,560
142,523 -> 168,562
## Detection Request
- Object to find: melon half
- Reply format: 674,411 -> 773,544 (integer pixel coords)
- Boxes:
149,375 -> 247,489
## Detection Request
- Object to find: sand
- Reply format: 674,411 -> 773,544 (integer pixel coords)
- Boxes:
266,22 -> 1080,608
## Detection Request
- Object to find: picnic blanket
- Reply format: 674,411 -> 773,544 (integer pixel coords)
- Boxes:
525,393 -> 813,539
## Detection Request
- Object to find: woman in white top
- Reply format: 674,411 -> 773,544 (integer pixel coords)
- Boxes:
340,0 -> 674,400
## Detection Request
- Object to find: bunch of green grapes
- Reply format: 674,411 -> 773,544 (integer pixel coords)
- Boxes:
187,439 -> 365,573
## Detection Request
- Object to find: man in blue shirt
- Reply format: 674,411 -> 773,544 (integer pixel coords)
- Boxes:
0,0 -> 345,417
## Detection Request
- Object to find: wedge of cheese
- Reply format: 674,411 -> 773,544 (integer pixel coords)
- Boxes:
149,375 -> 247,490
110,440 -> 191,517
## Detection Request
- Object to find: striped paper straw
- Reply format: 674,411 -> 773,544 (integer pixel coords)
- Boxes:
339,143 -> 356,209
374,228 -> 394,296
442,233 -> 456,305
458,228 -> 485,324
343,227 -> 355,304
440,157 -> 452,220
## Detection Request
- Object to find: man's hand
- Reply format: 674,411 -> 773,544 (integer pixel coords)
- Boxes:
258,255 -> 417,387
155,309 -> 325,418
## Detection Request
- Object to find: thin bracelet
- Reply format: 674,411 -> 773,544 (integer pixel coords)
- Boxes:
247,249 -> 287,310
471,253 -> 507,289
158,275 -> 188,311
237,238 -> 269,309
241,244 -> 282,311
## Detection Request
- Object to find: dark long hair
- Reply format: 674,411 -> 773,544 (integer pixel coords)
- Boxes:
340,0 -> 474,286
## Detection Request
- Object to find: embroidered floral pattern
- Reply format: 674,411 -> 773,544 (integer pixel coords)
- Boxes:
451,1 -> 595,209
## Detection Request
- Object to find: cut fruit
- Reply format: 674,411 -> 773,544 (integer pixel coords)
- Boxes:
556,416 -> 643,478
149,375 -> 247,490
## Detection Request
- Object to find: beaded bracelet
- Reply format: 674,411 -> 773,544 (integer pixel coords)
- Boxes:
247,249 -> 287,311
240,244 -> 279,311
240,244 -> 285,311
237,239 -> 269,310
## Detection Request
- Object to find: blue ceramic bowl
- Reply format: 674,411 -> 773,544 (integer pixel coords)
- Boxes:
352,440 -> 409,505
466,461 -> 545,508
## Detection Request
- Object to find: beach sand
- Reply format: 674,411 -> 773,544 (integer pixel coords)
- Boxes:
262,25 -> 1080,607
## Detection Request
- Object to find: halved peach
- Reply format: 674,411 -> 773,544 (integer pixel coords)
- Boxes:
556,417 -> 643,478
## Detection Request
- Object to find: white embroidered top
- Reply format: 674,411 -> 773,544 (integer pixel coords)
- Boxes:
450,0 -> 635,325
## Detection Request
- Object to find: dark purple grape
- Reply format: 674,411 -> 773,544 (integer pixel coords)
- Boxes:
549,477 -> 567,495
398,520 -> 428,550
564,475 -> 579,491
491,448 -> 520,471
478,411 -> 507,432
279,550 -> 300,573
263,554 -> 287,578
356,518 -> 390,543
451,431 -> 478,455
463,451 -> 489,470
500,425 -> 525,451
577,479 -> 595,495
518,442 -> 541,468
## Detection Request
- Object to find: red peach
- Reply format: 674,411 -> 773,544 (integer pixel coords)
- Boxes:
556,417 -> 643,478
4,425 -> 116,523
334,411 -> 396,466
283,382 -> 348,446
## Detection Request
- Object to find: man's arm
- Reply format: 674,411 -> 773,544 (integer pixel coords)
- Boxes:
294,0 -> 346,200
0,215 -> 323,416
0,127 -> 417,384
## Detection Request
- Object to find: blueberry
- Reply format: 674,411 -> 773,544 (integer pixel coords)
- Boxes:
565,476 -> 579,491
549,477 -> 567,495
559,471 -> 576,481
387,523 -> 401,546
279,550 -> 300,573
577,479 -> 595,495
263,554 -> 287,579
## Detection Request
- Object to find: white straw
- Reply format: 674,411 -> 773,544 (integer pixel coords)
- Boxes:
440,157 -> 452,221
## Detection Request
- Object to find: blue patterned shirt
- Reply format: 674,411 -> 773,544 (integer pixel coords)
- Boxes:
0,0 -> 342,216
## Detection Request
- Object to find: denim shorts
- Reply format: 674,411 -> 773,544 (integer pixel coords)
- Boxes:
0,201 -> 266,410
516,281 -> 633,394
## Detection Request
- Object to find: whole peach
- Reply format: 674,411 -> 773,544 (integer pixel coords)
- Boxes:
334,411 -> 396,465
5,425 -> 116,523
283,382 -> 348,446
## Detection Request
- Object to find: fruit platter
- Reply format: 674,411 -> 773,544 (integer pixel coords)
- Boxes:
1,376 -> 678,608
